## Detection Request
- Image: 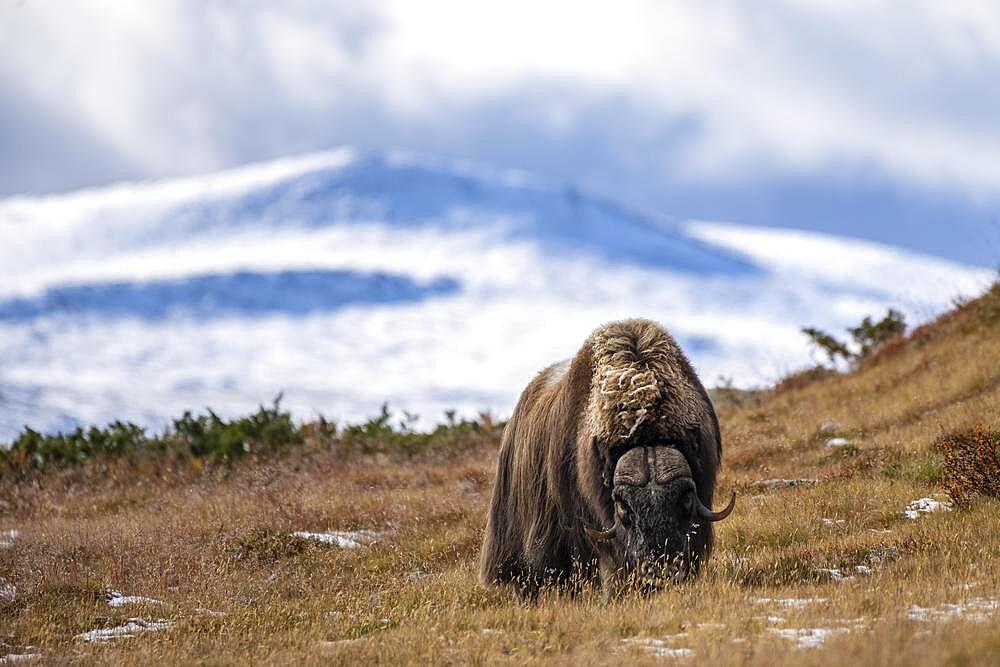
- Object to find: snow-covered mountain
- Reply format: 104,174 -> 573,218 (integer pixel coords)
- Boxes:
0,148 -> 992,441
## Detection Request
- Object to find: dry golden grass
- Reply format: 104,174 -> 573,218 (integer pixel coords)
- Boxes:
2,285 -> 999,665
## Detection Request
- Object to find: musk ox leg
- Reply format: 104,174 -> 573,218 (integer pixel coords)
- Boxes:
478,508 -> 503,585
480,440 -> 523,587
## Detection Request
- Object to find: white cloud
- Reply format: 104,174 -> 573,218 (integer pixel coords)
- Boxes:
0,150 -> 990,439
2,1 -> 1000,198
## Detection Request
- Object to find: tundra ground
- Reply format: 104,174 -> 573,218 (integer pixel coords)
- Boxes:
1,284 -> 999,665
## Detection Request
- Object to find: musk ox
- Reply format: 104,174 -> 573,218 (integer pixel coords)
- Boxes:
480,319 -> 735,595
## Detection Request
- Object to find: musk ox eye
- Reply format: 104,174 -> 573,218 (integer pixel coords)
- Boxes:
614,498 -> 633,526
681,491 -> 696,517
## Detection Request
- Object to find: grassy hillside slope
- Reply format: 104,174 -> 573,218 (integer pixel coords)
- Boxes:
1,283 -> 998,665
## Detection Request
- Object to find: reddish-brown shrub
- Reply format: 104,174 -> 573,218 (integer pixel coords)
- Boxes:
939,425 -> 1000,506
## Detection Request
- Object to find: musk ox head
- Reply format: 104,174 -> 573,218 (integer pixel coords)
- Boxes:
586,446 -> 735,587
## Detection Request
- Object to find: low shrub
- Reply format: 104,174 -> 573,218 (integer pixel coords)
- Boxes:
0,400 -> 501,478
938,425 -> 1000,506
848,309 -> 908,356
802,309 -> 907,365
800,327 -> 852,364
1,421 -> 147,471
337,404 -> 500,457
171,399 -> 302,461
224,527 -> 308,565
0,397 -> 300,476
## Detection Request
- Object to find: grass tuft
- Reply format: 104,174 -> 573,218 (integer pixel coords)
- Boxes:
881,451 -> 944,484
224,527 -> 308,565
771,365 -> 834,395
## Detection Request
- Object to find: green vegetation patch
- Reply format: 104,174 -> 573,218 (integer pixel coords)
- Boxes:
336,405 -> 500,457
880,450 -> 944,484
0,397 -> 301,476
1,400 -> 502,479
802,308 -> 907,365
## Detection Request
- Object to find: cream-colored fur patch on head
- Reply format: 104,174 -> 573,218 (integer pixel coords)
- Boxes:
586,319 -> 705,445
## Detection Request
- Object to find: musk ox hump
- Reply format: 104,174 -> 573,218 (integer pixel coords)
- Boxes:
586,319 -> 706,445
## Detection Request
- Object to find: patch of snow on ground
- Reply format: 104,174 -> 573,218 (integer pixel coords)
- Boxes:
194,608 -> 226,617
815,565 -> 873,582
76,618 -> 173,643
621,638 -> 694,658
866,546 -> 902,564
319,639 -> 363,650
0,583 -> 15,601
818,419 -> 841,433
0,653 -> 40,663
825,437 -> 851,448
0,530 -> 17,548
769,627 -> 848,649
292,530 -> 382,549
106,590 -> 166,607
755,597 -> 830,608
904,497 -> 952,519
907,598 -> 1000,623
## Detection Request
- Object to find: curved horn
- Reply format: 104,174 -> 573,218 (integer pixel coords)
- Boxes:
695,491 -> 737,522
585,514 -> 622,541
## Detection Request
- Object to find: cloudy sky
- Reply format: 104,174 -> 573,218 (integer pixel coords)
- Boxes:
3,1 -> 1000,265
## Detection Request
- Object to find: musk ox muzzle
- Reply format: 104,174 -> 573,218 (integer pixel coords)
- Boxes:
585,446 -> 735,585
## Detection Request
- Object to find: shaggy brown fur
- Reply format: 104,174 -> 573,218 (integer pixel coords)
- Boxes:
480,318 -> 723,593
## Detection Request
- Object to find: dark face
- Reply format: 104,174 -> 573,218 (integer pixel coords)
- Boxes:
587,445 -> 735,589
612,478 -> 701,585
